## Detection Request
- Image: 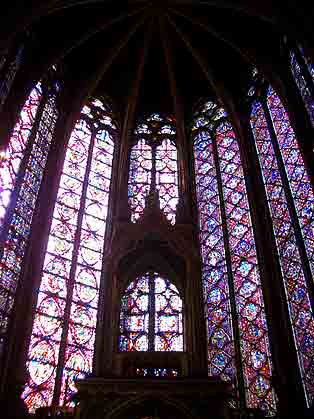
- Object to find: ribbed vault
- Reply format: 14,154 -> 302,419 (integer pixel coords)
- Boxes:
1,1 -> 314,119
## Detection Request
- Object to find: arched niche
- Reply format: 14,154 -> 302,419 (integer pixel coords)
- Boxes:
110,243 -> 188,377
118,243 -> 186,296
96,213 -> 206,377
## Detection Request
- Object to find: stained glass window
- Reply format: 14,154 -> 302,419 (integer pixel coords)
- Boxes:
128,139 -> 152,221
250,83 -> 314,406
0,44 -> 23,110
22,99 -> 117,413
192,102 -> 276,415
0,83 -> 42,228
119,272 -> 183,353
289,47 -> 314,127
128,114 -> 179,224
0,79 -> 59,357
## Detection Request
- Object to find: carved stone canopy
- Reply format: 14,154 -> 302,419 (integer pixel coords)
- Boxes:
76,377 -> 231,419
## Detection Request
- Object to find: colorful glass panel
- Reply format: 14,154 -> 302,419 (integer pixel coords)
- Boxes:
250,99 -> 314,404
119,272 -> 183,353
193,103 -> 276,415
156,139 -> 179,224
23,100 -> 116,412
266,86 -> 314,277
0,83 -> 42,228
128,140 -> 152,222
290,50 -> 314,126
216,121 -> 275,413
0,85 -> 58,352
128,114 -> 178,224
193,129 -> 234,383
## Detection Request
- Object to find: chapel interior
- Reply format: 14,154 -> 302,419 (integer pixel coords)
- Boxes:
0,1 -> 314,419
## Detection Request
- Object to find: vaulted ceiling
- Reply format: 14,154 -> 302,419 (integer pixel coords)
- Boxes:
1,1 -> 314,118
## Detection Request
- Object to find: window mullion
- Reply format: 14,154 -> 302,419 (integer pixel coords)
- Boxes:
261,98 -> 314,312
148,271 -> 155,352
52,128 -> 97,407
211,129 -> 246,410
150,144 -> 157,193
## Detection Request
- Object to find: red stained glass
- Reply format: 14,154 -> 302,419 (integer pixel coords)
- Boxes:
0,81 -> 58,354
23,99 -> 116,412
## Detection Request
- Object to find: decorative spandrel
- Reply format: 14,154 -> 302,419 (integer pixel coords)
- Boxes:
23,98 -> 117,412
119,272 -> 183,354
193,101 -> 276,415
128,114 -> 179,224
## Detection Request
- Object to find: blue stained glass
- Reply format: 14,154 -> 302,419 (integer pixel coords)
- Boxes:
250,95 -> 314,405
266,86 -> 314,278
193,101 -> 276,415
119,272 -> 183,353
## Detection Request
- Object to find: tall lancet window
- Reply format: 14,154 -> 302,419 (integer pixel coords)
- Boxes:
128,113 -> 179,224
0,76 -> 59,357
250,80 -> 314,406
289,43 -> 314,128
23,99 -> 117,413
192,102 -> 276,415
